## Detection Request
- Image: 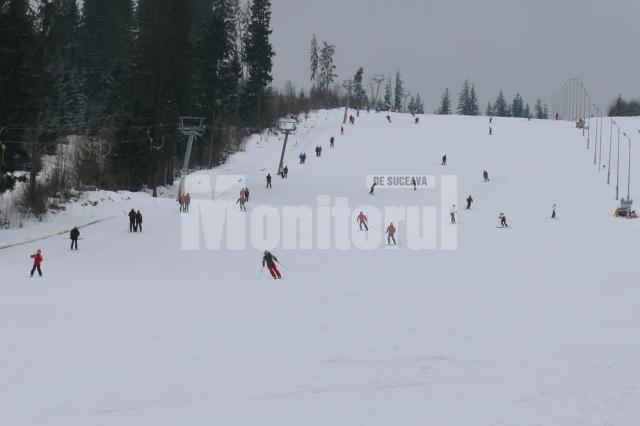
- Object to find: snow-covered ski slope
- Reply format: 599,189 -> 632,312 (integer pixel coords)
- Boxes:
2,110 -> 640,425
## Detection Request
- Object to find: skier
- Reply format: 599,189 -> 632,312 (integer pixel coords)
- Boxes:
70,227 -> 80,250
386,115 -> 392,123
489,126 -> 493,135
266,173 -> 272,189
240,188 -> 245,201
244,188 -> 250,203
450,204 -> 457,224
483,170 -> 490,182
262,250 -> 282,279
411,177 -> 417,191
555,112 -> 559,121
136,210 -> 143,232
29,249 -> 43,277
299,153 -> 306,164
356,211 -> 369,231
184,194 -> 191,212
489,116 -> 493,124
330,136 -> 335,148
128,209 -> 137,232
551,203 -> 557,219
414,117 -> 419,124
369,182 -> 377,195
340,126 -> 344,135
236,196 -> 247,212
283,166 -> 288,178
466,195 -> 473,209
441,155 -> 447,166
498,212 -> 508,227
386,222 -> 397,246
317,146 -> 322,157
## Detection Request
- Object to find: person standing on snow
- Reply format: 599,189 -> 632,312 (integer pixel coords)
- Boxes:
128,209 -> 137,232
244,188 -> 249,203
466,195 -> 474,210
184,194 -> 191,212
414,117 -> 420,124
136,210 -> 143,232
483,170 -> 490,182
369,182 -> 377,195
318,146 -> 322,157
236,196 -> 247,212
262,250 -> 282,279
489,127 -> 493,135
299,153 -> 306,164
551,204 -> 557,219
240,188 -> 245,201
386,115 -> 392,123
386,222 -> 397,246
266,173 -> 272,189
283,166 -> 288,178
450,204 -> 457,224
30,249 -> 43,277
330,136 -> 335,148
441,155 -> 447,166
498,212 -> 508,227
340,126 -> 344,135
70,227 -> 80,250
356,211 -> 369,231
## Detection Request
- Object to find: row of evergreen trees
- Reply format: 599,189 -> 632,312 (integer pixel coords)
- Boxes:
436,79 -> 549,119
608,95 -> 640,117
0,0 -> 295,196
308,36 -> 424,114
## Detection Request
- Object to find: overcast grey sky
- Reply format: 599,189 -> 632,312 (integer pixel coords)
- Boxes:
270,0 -> 640,113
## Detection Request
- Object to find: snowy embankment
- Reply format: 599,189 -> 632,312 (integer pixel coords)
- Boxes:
1,110 -> 640,426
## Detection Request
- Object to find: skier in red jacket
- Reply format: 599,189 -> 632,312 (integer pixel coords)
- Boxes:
30,249 -> 43,277
356,211 -> 368,231
262,250 -> 282,279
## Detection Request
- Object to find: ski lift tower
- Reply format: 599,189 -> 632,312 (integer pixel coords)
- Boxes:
371,75 -> 385,106
178,117 -> 205,195
277,118 -> 297,176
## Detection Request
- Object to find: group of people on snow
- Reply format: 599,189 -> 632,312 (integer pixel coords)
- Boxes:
128,209 -> 143,232
178,193 -> 191,212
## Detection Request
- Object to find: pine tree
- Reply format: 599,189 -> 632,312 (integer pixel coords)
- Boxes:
457,79 -> 471,115
534,98 -> 546,119
393,71 -> 403,111
0,0 -> 39,171
309,34 -> 318,86
81,0 -> 134,122
241,0 -> 274,124
438,87 -> 451,114
485,101 -> 493,116
510,93 -> 524,117
383,77 -> 392,111
494,90 -> 509,117
415,93 -> 424,114
352,67 -> 367,109
407,96 -> 416,114
317,41 -> 336,95
469,83 -> 479,115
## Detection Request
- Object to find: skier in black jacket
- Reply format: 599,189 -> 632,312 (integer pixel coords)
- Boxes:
70,227 -> 80,250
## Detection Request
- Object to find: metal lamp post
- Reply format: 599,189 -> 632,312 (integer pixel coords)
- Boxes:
607,119 -> 614,184
623,132 -> 631,201
616,125 -> 621,200
592,104 -> 599,164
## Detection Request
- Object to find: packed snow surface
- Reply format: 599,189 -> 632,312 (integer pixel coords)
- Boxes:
1,110 -> 640,425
